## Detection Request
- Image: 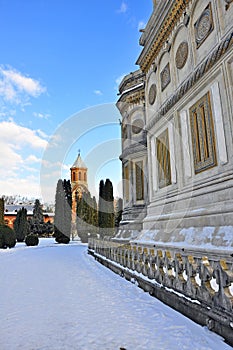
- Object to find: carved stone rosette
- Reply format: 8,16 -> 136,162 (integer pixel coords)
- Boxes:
132,119 -> 144,134
175,41 -> 189,69
160,63 -> 171,91
148,84 -> 157,105
194,3 -> 214,48
225,0 -> 233,10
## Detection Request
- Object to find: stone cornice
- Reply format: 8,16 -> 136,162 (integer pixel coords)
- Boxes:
117,85 -> 145,106
137,0 -> 191,73
120,140 -> 147,161
146,29 -> 233,131
119,70 -> 145,94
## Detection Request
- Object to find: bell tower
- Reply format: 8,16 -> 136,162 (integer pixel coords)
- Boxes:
70,151 -> 88,239
70,151 -> 88,195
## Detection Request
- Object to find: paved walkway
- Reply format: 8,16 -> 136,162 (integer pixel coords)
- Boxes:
0,240 -> 231,350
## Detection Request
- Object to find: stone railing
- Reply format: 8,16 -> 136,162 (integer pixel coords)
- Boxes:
88,238 -> 233,345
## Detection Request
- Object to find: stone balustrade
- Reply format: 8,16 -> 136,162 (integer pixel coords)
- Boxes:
88,238 -> 233,322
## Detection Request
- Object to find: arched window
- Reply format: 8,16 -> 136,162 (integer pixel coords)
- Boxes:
79,172 -> 82,181
72,172 -> 76,181
84,172 -> 86,182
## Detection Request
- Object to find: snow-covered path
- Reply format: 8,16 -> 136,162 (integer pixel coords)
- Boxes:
0,239 -> 231,350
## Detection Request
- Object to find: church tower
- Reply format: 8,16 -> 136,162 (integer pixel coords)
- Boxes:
70,151 -> 88,239
70,151 -> 88,195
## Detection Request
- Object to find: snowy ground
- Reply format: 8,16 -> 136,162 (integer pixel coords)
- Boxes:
0,239 -> 232,350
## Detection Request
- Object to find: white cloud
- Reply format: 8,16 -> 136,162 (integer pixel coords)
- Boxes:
138,20 -> 146,31
0,119 -> 48,199
0,176 -> 42,199
94,90 -> 103,96
25,155 -> 42,164
115,73 -> 126,91
33,112 -> 50,120
0,120 -> 48,149
0,66 -> 46,106
37,129 -> 49,139
115,74 -> 126,86
117,2 -> 128,14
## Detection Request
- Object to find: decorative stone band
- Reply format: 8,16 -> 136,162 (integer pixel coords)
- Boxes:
225,0 -> 233,10
125,90 -> 145,105
138,0 -> 191,72
118,84 -> 145,105
119,71 -> 145,94
119,139 -> 147,162
89,238 -> 233,318
146,30 -> 233,131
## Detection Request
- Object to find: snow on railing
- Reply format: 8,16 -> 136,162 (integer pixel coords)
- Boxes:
88,238 -> 233,314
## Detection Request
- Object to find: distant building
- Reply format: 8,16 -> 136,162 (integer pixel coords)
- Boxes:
4,204 -> 54,229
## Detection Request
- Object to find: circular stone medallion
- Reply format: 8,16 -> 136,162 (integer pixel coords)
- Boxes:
148,84 -> 157,105
132,119 -> 144,134
175,41 -> 189,70
195,6 -> 213,47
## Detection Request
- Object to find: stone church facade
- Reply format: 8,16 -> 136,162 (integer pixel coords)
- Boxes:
116,0 -> 233,248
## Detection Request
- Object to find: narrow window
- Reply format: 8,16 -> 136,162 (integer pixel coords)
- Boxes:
79,172 -> 82,181
189,92 -> 217,174
72,172 -> 76,182
124,164 -> 129,202
122,124 -> 128,141
135,161 -> 144,200
156,129 -> 171,188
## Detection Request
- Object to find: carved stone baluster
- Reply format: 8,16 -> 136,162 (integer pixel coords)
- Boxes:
185,255 -> 199,298
115,246 -> 118,262
141,251 -> 146,276
136,247 -> 142,274
131,247 -> 136,271
154,250 -> 165,284
213,260 -> 233,311
173,253 -> 186,293
142,248 -> 148,276
225,0 -> 233,10
127,248 -> 131,269
119,246 -> 123,266
164,250 -> 174,288
112,247 -> 115,262
123,247 -> 127,267
197,257 -> 215,306
148,249 -> 156,279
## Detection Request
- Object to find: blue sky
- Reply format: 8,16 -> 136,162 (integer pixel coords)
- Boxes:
0,0 -> 152,202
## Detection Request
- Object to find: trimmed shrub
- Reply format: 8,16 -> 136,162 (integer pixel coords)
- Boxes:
25,234 -> 39,246
55,233 -> 70,244
0,225 -> 16,249
14,207 -> 29,242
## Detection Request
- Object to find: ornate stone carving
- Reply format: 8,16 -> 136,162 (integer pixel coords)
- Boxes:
194,3 -> 214,48
138,0 -> 192,72
175,41 -> 189,69
225,0 -> 233,10
146,30 -> 233,131
189,92 -> 217,174
135,161 -> 144,200
122,124 -> 128,141
160,63 -> 171,91
89,238 -> 233,315
148,84 -> 157,105
132,119 -> 144,134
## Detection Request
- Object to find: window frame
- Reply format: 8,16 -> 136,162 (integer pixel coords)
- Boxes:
189,91 -> 217,174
